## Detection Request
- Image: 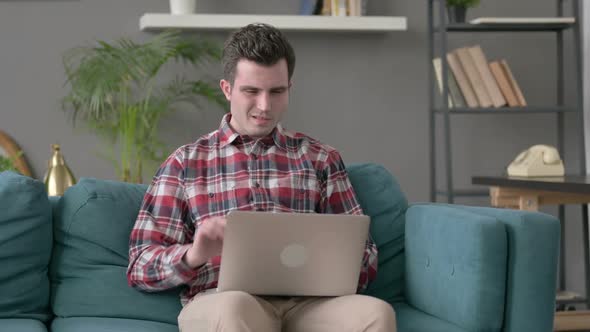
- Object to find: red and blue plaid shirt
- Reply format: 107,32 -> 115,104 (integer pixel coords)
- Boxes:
127,114 -> 378,305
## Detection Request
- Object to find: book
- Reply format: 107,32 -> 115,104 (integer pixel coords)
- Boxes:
489,61 -> 519,107
447,52 -> 478,108
331,0 -> 347,16
469,17 -> 575,24
347,0 -> 362,16
433,58 -> 466,108
433,58 -> 454,108
299,0 -> 323,15
447,67 -> 466,108
321,0 -> 332,15
468,45 -> 506,108
454,47 -> 493,108
500,59 -> 527,106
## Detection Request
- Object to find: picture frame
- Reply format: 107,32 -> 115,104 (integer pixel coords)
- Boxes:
0,130 -> 32,177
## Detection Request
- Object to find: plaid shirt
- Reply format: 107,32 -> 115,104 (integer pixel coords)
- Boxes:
127,114 -> 378,305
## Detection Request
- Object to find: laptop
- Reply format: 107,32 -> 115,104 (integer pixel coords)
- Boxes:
217,210 -> 370,297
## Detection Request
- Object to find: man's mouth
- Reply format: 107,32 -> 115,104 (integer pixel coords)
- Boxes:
252,115 -> 271,121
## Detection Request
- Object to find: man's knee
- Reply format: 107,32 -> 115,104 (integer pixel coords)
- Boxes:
212,291 -> 261,317
353,295 -> 397,330
179,291 -> 277,332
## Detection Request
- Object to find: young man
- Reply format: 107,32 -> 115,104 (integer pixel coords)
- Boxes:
127,23 -> 396,332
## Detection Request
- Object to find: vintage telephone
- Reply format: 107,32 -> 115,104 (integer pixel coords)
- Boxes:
507,144 -> 564,177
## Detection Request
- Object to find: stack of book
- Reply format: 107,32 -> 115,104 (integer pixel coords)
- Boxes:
433,45 -> 527,109
300,0 -> 368,16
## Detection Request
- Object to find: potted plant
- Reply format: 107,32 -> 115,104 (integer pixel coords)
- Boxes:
62,30 -> 227,183
446,0 -> 480,23
170,0 -> 197,14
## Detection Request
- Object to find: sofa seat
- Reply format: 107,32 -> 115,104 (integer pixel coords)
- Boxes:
0,318 -> 48,332
393,303 -> 468,332
51,317 -> 178,332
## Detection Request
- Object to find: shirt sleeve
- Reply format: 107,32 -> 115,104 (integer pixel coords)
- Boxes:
127,150 -> 200,291
320,150 -> 378,293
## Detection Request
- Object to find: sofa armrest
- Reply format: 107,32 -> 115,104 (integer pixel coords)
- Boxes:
448,204 -> 560,332
405,204 -> 508,331
405,203 -> 559,332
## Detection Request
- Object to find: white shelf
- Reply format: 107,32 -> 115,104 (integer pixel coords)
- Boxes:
140,14 -> 407,32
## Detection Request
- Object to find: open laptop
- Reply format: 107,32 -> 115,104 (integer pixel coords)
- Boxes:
217,210 -> 370,297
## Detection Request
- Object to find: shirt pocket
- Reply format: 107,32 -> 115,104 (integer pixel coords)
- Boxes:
186,181 -> 237,223
270,172 -> 321,213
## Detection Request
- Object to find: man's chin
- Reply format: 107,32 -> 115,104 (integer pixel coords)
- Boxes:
248,127 -> 274,138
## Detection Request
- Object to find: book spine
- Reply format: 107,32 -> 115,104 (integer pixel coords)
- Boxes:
489,61 -> 519,107
433,57 -> 454,108
468,45 -> 506,108
500,59 -> 527,106
455,47 -> 493,108
447,52 -> 479,108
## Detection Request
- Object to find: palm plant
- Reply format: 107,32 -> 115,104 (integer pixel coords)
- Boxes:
62,30 -> 227,183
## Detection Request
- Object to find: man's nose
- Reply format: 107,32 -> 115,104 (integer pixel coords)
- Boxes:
257,93 -> 271,111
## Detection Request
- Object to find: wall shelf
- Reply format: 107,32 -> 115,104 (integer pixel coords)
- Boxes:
140,14 -> 407,32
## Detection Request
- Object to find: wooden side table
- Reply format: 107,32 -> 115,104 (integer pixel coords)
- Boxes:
473,175 -> 590,331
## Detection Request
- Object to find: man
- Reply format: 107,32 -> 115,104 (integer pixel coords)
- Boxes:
127,23 -> 396,332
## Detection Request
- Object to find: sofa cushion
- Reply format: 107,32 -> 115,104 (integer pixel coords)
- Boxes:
51,317 -> 178,332
0,319 -> 48,332
346,163 -> 408,304
50,178 -> 182,325
393,303 -> 468,332
405,204 -> 507,332
0,172 -> 52,322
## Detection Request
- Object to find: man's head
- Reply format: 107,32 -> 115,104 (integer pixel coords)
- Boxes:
220,23 -> 296,139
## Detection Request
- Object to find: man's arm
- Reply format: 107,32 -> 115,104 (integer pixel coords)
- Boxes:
321,150 -> 378,293
127,152 -> 199,291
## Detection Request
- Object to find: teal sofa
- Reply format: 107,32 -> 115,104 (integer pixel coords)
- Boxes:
0,163 -> 559,332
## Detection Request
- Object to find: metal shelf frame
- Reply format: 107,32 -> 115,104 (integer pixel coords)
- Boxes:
428,0 -> 585,204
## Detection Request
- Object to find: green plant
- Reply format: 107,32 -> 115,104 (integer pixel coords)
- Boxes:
62,30 -> 227,183
446,0 -> 480,8
0,151 -> 22,173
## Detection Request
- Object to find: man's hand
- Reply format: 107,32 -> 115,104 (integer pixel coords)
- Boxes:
183,216 -> 227,269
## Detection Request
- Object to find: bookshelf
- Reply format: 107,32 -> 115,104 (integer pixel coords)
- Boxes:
428,0 -> 584,203
428,0 -> 586,328
139,14 -> 408,32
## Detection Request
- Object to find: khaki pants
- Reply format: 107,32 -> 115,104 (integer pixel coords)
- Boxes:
178,290 -> 396,332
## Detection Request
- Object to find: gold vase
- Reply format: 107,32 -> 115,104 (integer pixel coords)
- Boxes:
44,144 -> 76,196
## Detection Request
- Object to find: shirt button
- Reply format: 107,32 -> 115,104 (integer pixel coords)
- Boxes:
252,154 -> 258,160
255,182 -> 260,188
208,192 -> 214,198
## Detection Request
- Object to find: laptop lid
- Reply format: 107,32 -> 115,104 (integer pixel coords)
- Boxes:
217,211 -> 370,297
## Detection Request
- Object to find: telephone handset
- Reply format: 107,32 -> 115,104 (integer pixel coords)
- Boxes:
507,144 -> 564,177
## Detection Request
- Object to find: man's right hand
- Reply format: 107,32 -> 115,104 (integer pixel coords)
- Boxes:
183,216 -> 227,269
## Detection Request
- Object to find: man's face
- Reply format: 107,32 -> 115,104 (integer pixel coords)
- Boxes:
220,59 -> 291,139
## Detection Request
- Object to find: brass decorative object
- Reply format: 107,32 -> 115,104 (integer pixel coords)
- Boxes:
44,144 -> 76,196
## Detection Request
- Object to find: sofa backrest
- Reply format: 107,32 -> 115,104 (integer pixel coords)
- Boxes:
50,178 -> 182,325
346,163 -> 408,304
49,163 -> 407,324
0,171 -> 52,322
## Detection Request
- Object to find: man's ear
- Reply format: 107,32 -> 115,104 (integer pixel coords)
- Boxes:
220,79 -> 232,101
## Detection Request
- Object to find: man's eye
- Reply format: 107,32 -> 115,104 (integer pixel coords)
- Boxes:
271,90 -> 285,94
245,90 -> 257,94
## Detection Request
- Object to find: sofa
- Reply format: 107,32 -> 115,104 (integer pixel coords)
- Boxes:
0,163 -> 559,332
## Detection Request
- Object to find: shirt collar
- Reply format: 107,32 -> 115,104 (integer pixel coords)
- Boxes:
218,113 -> 288,151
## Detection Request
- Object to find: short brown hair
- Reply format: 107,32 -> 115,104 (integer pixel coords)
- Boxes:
222,23 -> 296,84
